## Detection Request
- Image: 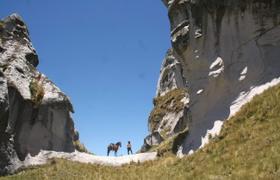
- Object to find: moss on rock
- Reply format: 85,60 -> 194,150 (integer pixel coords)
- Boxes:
29,76 -> 44,106
149,88 -> 187,132
149,128 -> 189,157
73,140 -> 90,154
72,130 -> 90,154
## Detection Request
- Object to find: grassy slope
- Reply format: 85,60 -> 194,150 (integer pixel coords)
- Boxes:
2,85 -> 280,180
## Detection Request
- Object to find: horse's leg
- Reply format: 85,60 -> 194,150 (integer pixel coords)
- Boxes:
115,150 -> 117,157
107,148 -> 110,156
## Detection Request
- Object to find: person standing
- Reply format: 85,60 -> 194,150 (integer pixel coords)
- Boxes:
127,141 -> 133,155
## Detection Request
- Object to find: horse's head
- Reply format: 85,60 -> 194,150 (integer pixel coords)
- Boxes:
116,142 -> 122,147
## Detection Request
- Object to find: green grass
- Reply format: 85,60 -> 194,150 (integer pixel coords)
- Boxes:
2,84 -> 280,180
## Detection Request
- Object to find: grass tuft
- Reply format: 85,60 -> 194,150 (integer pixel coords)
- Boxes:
73,140 -> 90,154
29,76 -> 45,106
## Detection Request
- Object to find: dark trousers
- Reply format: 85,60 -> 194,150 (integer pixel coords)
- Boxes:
127,148 -> 133,155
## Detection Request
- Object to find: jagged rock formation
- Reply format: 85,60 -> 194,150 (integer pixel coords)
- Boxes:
156,49 -> 186,97
144,0 -> 280,154
141,49 -> 189,152
0,14 -> 82,175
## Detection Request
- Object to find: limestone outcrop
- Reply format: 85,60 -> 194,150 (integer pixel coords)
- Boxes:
144,0 -> 280,154
141,49 -> 189,152
0,14 -> 82,175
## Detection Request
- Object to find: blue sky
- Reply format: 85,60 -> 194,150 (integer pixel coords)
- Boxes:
0,0 -> 170,155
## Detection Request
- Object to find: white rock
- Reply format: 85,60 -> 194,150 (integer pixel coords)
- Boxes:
209,57 -> 224,70
180,96 -> 189,105
208,57 -> 224,78
208,66 -> 224,78
239,67 -> 248,81
200,120 -> 223,148
190,76 -> 280,153
230,77 -> 280,117
156,49 -> 186,97
196,89 -> 204,95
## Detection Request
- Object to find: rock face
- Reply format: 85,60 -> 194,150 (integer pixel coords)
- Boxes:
0,14 -> 80,174
144,0 -> 280,154
141,49 -> 190,152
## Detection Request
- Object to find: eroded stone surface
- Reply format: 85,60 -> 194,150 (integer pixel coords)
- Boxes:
0,14 -> 79,175
141,50 -> 189,152
163,0 -> 280,154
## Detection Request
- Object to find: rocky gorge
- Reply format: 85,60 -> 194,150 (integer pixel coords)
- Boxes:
1,0 -> 280,177
142,0 -> 280,154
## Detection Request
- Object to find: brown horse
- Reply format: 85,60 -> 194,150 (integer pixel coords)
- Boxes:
107,142 -> 122,156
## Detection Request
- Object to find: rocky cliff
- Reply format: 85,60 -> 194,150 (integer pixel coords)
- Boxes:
143,0 -> 280,154
141,49 -> 190,152
0,14 -> 82,175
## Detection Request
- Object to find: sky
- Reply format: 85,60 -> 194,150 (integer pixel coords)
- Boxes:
0,0 -> 170,156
